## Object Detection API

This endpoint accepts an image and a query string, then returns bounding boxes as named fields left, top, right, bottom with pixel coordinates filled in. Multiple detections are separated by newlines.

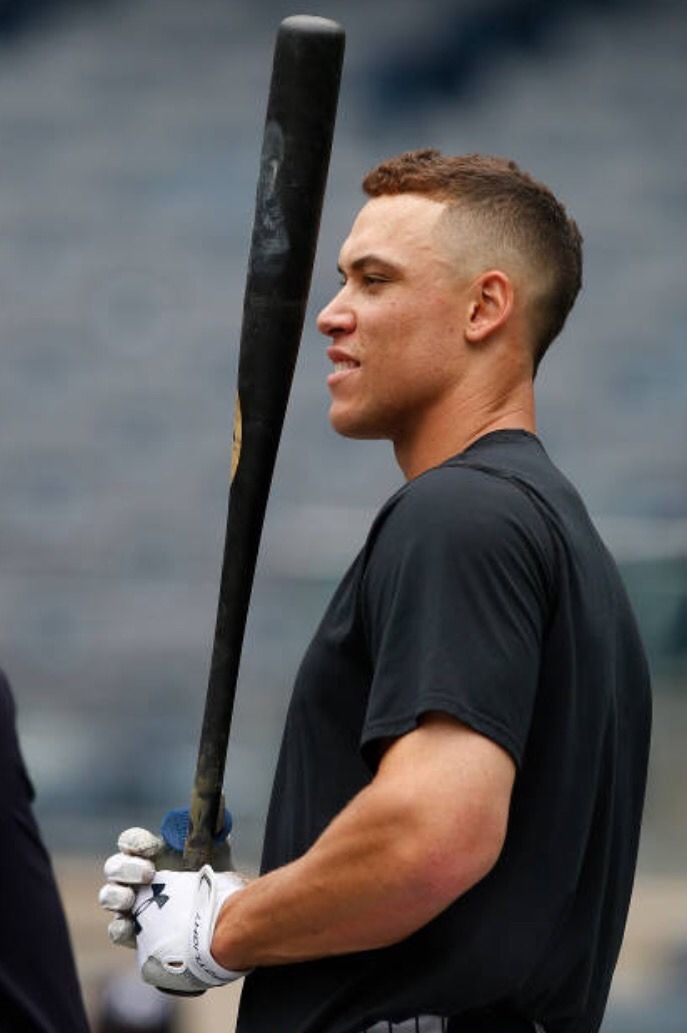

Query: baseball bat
left=182, top=16, right=345, bottom=870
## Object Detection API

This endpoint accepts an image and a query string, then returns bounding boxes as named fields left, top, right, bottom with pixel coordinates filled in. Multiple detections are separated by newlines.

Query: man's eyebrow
left=337, top=254, right=403, bottom=275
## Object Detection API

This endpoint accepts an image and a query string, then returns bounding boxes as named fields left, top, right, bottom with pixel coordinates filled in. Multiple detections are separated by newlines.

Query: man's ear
left=464, top=270, right=514, bottom=343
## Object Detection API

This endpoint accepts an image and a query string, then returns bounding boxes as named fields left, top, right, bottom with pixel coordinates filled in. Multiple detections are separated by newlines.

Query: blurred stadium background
left=0, top=0, right=685, bottom=1029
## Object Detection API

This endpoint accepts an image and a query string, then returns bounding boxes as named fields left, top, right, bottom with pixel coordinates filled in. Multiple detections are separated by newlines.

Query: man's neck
left=393, top=382, right=536, bottom=481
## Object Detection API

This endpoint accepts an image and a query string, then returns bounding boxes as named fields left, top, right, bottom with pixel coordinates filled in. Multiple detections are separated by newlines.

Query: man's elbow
left=401, top=803, right=509, bottom=911
left=364, top=813, right=506, bottom=951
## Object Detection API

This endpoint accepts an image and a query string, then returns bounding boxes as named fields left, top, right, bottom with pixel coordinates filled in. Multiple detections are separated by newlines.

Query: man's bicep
left=372, top=712, right=516, bottom=893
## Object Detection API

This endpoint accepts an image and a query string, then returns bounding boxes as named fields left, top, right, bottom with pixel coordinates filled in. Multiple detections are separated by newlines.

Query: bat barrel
left=183, top=17, right=345, bottom=870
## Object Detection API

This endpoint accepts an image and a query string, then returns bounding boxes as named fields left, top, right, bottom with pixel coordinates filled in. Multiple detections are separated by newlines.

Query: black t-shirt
left=237, top=431, right=651, bottom=1033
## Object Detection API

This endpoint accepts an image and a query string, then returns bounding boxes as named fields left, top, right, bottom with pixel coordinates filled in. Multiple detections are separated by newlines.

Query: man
left=0, top=669, right=90, bottom=1032
left=100, top=151, right=651, bottom=1033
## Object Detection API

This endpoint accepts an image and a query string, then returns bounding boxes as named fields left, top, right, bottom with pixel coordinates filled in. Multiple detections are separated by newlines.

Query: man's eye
left=337, top=273, right=387, bottom=288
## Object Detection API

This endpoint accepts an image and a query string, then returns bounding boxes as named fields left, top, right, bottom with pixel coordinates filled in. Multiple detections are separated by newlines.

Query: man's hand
left=100, top=823, right=248, bottom=994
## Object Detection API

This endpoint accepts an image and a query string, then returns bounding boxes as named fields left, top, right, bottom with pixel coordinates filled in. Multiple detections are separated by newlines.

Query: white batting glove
left=100, top=827, right=248, bottom=993
left=136, top=865, right=244, bottom=993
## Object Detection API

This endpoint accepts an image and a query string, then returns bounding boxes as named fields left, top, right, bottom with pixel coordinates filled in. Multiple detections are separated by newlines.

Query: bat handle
left=182, top=784, right=224, bottom=870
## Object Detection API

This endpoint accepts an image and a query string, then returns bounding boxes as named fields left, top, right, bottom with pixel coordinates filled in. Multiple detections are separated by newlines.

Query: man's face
left=317, top=193, right=470, bottom=442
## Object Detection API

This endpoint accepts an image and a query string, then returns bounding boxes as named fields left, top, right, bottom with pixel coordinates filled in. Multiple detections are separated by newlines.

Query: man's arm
left=211, top=712, right=515, bottom=969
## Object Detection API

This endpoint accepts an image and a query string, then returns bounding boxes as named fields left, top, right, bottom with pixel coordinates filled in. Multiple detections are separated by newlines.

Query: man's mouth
left=327, top=357, right=360, bottom=388
left=327, top=345, right=361, bottom=388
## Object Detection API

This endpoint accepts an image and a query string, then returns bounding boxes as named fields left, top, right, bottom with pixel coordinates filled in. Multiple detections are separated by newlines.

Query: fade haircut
left=362, top=149, right=583, bottom=373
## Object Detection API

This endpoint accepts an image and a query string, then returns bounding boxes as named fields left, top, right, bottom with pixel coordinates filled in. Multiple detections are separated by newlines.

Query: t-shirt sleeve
left=359, top=466, right=554, bottom=768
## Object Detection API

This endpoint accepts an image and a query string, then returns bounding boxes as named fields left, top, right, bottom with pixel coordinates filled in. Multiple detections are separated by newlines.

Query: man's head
left=362, top=149, right=582, bottom=374
left=317, top=150, right=582, bottom=466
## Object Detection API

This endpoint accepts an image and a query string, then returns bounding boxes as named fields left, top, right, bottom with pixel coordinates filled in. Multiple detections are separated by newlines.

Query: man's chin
left=329, top=409, right=387, bottom=441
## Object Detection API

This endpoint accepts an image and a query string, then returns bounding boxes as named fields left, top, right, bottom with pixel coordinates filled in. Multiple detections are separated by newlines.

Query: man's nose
left=316, top=293, right=356, bottom=337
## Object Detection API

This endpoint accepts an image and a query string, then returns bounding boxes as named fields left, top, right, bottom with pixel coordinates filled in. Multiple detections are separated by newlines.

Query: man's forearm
left=210, top=716, right=513, bottom=970
left=210, top=780, right=453, bottom=969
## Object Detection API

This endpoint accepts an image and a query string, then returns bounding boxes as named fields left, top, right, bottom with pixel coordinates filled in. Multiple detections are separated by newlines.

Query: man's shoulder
left=366, top=458, right=554, bottom=570
left=381, top=457, right=546, bottom=532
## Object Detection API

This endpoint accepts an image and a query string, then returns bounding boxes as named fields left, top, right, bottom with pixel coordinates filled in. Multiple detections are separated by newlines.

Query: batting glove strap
left=186, top=865, right=245, bottom=986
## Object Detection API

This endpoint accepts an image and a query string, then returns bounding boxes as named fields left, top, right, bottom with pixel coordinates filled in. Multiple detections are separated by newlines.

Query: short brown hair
left=362, top=149, right=583, bottom=373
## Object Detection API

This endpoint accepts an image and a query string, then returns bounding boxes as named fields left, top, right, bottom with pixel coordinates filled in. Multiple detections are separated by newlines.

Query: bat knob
left=161, top=806, right=232, bottom=853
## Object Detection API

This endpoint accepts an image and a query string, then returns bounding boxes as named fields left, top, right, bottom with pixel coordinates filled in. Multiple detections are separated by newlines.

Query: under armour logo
left=133, top=882, right=170, bottom=934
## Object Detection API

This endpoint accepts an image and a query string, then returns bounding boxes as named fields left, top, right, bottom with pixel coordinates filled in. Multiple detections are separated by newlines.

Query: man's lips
left=327, top=345, right=360, bottom=387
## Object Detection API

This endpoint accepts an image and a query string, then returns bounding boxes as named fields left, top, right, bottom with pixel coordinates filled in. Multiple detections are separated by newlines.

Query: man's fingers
left=104, top=852, right=156, bottom=885
left=100, top=829, right=160, bottom=953
left=99, top=883, right=136, bottom=911
left=118, top=826, right=165, bottom=858
left=107, top=915, right=137, bottom=948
